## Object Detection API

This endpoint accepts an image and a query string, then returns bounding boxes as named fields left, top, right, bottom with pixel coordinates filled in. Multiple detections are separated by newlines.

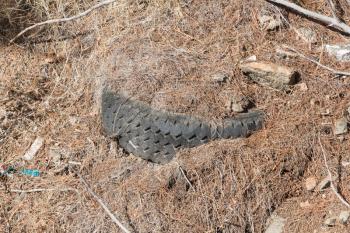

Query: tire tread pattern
left=102, top=91, right=264, bottom=164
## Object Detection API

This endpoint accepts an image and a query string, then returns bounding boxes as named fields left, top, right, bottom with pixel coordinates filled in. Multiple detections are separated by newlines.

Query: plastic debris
left=21, top=169, right=40, bottom=177
left=0, top=165, right=16, bottom=176
left=23, top=137, right=44, bottom=161
left=1, top=163, right=41, bottom=177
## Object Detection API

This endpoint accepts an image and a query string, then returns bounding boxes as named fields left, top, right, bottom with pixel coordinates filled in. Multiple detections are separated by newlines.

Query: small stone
left=324, top=216, right=337, bottom=226
left=244, top=55, right=257, bottom=62
left=240, top=62, right=299, bottom=90
left=334, top=117, right=348, bottom=135
left=226, top=96, right=251, bottom=113
left=296, top=82, right=308, bottom=91
left=305, top=176, right=317, bottom=191
left=325, top=44, right=350, bottom=62
left=296, top=27, right=317, bottom=44
left=276, top=47, right=297, bottom=59
left=69, top=116, right=78, bottom=125
left=339, top=211, right=350, bottom=224
left=231, top=103, right=245, bottom=113
left=265, top=214, right=286, bottom=233
left=258, top=8, right=284, bottom=31
left=49, top=147, right=62, bottom=166
left=210, top=72, right=229, bottom=84
left=299, top=201, right=311, bottom=208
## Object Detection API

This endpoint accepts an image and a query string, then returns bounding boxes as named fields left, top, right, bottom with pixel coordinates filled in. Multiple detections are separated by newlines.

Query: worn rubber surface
left=102, top=90, right=264, bottom=164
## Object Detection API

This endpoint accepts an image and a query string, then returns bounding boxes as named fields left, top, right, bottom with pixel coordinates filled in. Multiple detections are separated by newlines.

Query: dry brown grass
left=0, top=0, right=96, bottom=42
left=1, top=0, right=350, bottom=232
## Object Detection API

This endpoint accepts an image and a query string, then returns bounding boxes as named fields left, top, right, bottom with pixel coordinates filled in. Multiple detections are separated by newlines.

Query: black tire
left=101, top=90, right=264, bottom=164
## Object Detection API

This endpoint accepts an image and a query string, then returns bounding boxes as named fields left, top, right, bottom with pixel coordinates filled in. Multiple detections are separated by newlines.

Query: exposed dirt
left=1, top=0, right=350, bottom=232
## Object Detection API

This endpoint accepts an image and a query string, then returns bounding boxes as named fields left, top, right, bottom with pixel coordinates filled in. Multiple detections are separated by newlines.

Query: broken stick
left=266, top=0, right=350, bottom=35
left=10, top=0, right=117, bottom=43
left=77, top=172, right=131, bottom=233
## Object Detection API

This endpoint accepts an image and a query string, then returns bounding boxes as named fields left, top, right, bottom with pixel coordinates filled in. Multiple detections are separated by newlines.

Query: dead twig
left=282, top=45, right=350, bottom=77
left=265, top=0, right=350, bottom=35
left=76, top=172, right=131, bottom=233
left=178, top=165, right=195, bottom=192
left=0, top=187, right=78, bottom=193
left=319, top=136, right=350, bottom=208
left=326, top=0, right=341, bottom=22
left=10, top=0, right=117, bottom=43
left=9, top=188, right=75, bottom=193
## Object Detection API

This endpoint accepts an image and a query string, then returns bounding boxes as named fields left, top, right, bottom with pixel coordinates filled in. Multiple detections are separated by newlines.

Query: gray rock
left=226, top=96, right=250, bottom=113
left=240, top=62, right=299, bottom=90
left=334, top=117, right=348, bottom=135
left=339, top=210, right=350, bottom=224
left=244, top=55, right=257, bottom=63
left=49, top=147, right=62, bottom=166
left=296, top=27, right=317, bottom=44
left=231, top=103, right=244, bottom=113
left=324, top=216, right=337, bottom=226
left=258, top=9, right=284, bottom=31
left=210, top=72, right=229, bottom=84
left=276, top=47, right=297, bottom=59
left=305, top=176, right=317, bottom=191
left=265, top=214, right=286, bottom=233
left=325, top=44, right=350, bottom=62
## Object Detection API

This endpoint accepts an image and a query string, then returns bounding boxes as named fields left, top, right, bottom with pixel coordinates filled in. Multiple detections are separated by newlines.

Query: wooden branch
left=0, top=187, right=78, bottom=193
left=10, top=0, right=116, bottom=43
left=178, top=166, right=195, bottom=192
left=9, top=188, right=76, bottom=193
left=77, top=173, right=131, bottom=233
left=319, top=136, right=350, bottom=209
left=282, top=45, right=350, bottom=77
left=265, top=0, right=350, bottom=35
left=327, top=0, right=341, bottom=22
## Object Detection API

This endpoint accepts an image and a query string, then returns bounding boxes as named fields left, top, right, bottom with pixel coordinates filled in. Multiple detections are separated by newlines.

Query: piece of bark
left=240, top=62, right=299, bottom=90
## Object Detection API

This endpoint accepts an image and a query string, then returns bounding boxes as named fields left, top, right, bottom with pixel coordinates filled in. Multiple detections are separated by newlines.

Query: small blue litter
left=21, top=169, right=40, bottom=177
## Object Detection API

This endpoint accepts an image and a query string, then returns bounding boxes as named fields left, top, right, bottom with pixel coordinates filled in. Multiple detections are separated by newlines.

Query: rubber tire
left=101, top=90, right=264, bottom=164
